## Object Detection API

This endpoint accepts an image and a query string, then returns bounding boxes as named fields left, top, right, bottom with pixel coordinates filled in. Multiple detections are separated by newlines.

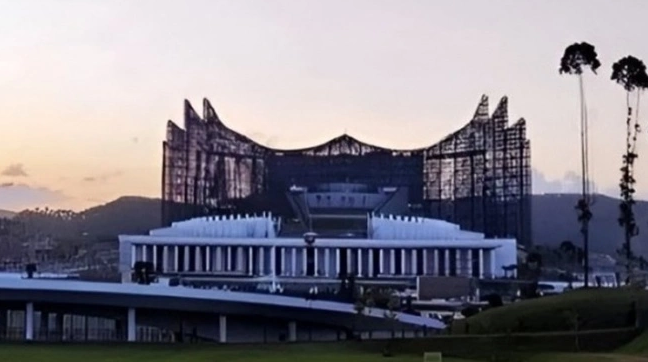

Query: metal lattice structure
left=162, top=95, right=531, bottom=246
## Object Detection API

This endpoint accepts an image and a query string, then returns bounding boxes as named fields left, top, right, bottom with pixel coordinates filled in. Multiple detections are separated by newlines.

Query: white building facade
left=118, top=214, right=517, bottom=282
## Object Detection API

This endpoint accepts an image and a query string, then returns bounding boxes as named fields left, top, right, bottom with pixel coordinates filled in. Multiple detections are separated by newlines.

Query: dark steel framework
left=162, top=96, right=532, bottom=246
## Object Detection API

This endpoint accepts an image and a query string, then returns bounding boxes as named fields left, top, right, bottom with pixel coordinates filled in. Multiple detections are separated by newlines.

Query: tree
left=612, top=55, right=648, bottom=278
left=382, top=294, right=400, bottom=357
left=559, top=240, right=577, bottom=288
left=559, top=42, right=601, bottom=287
left=352, top=288, right=375, bottom=339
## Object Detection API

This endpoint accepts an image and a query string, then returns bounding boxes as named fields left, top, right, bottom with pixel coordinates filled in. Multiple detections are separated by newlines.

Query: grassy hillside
left=456, top=287, right=646, bottom=334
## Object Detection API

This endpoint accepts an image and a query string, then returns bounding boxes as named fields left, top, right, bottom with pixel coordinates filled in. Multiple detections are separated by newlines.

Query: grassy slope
left=456, top=288, right=646, bottom=334
left=0, top=344, right=476, bottom=362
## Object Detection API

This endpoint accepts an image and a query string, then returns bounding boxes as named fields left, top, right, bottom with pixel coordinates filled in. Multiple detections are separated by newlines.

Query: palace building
left=161, top=95, right=532, bottom=247
left=119, top=182, right=517, bottom=285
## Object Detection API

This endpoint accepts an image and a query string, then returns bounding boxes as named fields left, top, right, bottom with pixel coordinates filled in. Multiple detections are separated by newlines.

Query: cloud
left=1, top=163, right=28, bottom=177
left=532, top=168, right=598, bottom=195
left=0, top=183, right=70, bottom=211
left=82, top=170, right=124, bottom=183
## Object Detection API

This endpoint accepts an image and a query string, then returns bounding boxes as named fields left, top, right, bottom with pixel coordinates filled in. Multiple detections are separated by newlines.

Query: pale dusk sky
left=1, top=0, right=647, bottom=211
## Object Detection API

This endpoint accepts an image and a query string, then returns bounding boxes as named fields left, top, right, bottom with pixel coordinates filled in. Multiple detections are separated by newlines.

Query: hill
left=13, top=196, right=162, bottom=240
left=9, top=193, right=648, bottom=256
left=0, top=209, right=15, bottom=219
left=79, top=196, right=162, bottom=237
left=532, top=193, right=648, bottom=257
left=455, top=287, right=645, bottom=334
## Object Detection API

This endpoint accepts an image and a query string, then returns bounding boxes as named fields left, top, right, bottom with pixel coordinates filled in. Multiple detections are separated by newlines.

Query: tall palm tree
left=611, top=56, right=648, bottom=279
left=559, top=42, right=601, bottom=287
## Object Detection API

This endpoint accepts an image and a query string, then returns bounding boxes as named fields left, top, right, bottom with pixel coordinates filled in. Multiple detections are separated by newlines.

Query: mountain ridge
left=12, top=194, right=648, bottom=257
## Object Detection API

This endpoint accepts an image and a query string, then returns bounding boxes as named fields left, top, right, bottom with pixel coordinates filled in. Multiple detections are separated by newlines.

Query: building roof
left=0, top=277, right=445, bottom=329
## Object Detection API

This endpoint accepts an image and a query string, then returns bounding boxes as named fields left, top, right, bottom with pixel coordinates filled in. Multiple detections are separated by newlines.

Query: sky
left=1, top=0, right=647, bottom=211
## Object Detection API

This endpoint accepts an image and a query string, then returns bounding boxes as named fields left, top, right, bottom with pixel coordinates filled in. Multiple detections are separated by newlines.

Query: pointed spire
left=184, top=99, right=199, bottom=120
left=184, top=99, right=201, bottom=130
left=472, top=94, right=489, bottom=121
left=491, top=96, right=509, bottom=129
left=203, top=98, right=221, bottom=123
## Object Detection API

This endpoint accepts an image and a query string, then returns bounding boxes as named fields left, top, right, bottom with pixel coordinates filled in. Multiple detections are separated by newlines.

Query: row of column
left=14, top=303, right=299, bottom=344
left=132, top=244, right=496, bottom=279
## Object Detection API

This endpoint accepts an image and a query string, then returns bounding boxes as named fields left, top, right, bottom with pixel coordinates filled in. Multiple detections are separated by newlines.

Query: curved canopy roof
left=166, top=95, right=520, bottom=157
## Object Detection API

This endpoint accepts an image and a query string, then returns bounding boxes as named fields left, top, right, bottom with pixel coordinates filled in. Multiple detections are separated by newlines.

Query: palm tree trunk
left=579, top=73, right=590, bottom=288
left=625, top=90, right=632, bottom=278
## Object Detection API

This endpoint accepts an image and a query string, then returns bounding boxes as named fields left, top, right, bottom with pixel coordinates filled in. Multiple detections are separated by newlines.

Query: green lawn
left=455, top=287, right=647, bottom=334
left=0, top=344, right=476, bottom=362
left=2, top=343, right=648, bottom=362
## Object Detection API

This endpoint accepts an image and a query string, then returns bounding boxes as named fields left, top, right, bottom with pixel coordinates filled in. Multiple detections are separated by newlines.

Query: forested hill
left=8, top=194, right=648, bottom=256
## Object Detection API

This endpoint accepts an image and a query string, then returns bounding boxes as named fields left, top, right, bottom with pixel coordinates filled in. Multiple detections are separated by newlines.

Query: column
left=302, top=247, right=308, bottom=276
left=433, top=249, right=439, bottom=276
left=205, top=246, right=211, bottom=272
left=226, top=247, right=232, bottom=271
left=259, top=247, right=265, bottom=276
left=444, top=249, right=450, bottom=276
left=153, top=245, right=158, bottom=270
left=131, top=244, right=136, bottom=267
left=347, top=249, right=353, bottom=275
left=271, top=246, right=276, bottom=276
left=216, top=247, right=223, bottom=271
left=25, top=302, right=34, bottom=341
left=174, top=246, right=179, bottom=272
left=281, top=247, right=286, bottom=275
left=248, top=247, right=254, bottom=276
left=379, top=249, right=384, bottom=274
left=324, top=248, right=330, bottom=277
left=335, top=248, right=340, bottom=277
left=237, top=247, right=244, bottom=272
left=400, top=249, right=406, bottom=275
left=291, top=248, right=297, bottom=276
left=412, top=249, right=418, bottom=275
left=288, top=321, right=297, bottom=342
left=162, top=246, right=169, bottom=273
left=219, top=315, right=227, bottom=343
left=478, top=249, right=484, bottom=279
left=142, top=245, right=147, bottom=262
left=466, top=249, right=473, bottom=277
left=368, top=249, right=374, bottom=277
left=422, top=249, right=428, bottom=276
left=456, top=249, right=462, bottom=277
left=195, top=246, right=202, bottom=272
left=313, top=248, right=319, bottom=277
left=183, top=246, right=190, bottom=272
left=127, top=308, right=136, bottom=342
left=390, top=249, right=396, bottom=275
left=357, top=248, right=363, bottom=277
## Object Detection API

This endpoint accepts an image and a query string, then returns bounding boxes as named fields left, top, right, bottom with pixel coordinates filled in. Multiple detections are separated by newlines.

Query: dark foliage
left=461, top=306, right=481, bottom=318
left=613, top=56, right=648, bottom=274
left=482, top=293, right=504, bottom=308
left=559, top=42, right=601, bottom=75
left=611, top=56, right=648, bottom=92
